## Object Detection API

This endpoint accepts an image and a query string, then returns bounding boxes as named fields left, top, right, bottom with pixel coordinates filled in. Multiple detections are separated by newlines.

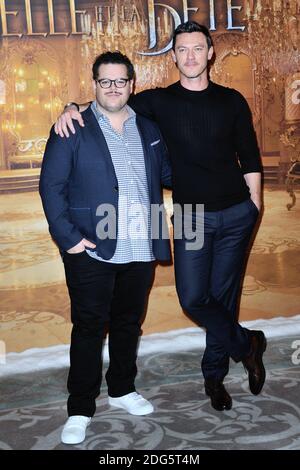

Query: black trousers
left=174, top=198, right=259, bottom=382
left=63, top=251, right=154, bottom=417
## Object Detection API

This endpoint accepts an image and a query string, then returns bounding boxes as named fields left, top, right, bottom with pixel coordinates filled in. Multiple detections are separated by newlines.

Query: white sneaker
left=108, top=392, right=154, bottom=416
left=61, top=415, right=91, bottom=444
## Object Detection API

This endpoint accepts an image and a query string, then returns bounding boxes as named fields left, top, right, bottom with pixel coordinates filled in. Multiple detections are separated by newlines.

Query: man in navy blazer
left=39, top=51, right=172, bottom=445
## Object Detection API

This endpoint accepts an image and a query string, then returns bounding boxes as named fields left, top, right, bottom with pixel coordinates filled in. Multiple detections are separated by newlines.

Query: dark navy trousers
left=63, top=254, right=155, bottom=417
left=174, top=198, right=260, bottom=382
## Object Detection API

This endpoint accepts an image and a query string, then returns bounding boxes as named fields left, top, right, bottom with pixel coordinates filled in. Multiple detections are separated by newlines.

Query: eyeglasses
left=95, top=78, right=130, bottom=88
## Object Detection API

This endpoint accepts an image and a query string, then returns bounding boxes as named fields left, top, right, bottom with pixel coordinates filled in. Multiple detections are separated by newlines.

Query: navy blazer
left=39, top=106, right=172, bottom=261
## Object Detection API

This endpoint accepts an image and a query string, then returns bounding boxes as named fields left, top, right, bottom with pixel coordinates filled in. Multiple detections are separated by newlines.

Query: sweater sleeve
left=159, top=132, right=172, bottom=189
left=128, top=89, right=157, bottom=120
left=233, top=91, right=263, bottom=174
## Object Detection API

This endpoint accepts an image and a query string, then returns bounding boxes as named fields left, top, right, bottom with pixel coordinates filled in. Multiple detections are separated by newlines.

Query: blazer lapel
left=136, top=116, right=152, bottom=199
left=84, top=107, right=117, bottom=182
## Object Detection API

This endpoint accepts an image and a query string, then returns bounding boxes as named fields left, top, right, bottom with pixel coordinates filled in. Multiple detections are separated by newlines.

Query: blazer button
left=114, top=186, right=118, bottom=191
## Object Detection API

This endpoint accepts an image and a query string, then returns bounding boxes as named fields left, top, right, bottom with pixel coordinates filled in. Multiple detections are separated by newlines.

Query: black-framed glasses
left=95, top=78, right=130, bottom=88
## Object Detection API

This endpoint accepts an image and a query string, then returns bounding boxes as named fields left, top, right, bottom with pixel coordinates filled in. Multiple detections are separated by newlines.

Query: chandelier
left=79, top=0, right=174, bottom=92
left=244, top=0, right=300, bottom=76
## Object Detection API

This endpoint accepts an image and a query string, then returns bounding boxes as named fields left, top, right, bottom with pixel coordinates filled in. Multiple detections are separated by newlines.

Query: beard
left=97, top=93, right=128, bottom=113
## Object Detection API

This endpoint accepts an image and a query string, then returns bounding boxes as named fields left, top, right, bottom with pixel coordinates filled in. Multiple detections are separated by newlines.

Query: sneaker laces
left=127, top=392, right=144, bottom=401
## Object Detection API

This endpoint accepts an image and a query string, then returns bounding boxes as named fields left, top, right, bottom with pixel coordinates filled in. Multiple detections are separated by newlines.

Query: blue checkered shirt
left=86, top=102, right=154, bottom=263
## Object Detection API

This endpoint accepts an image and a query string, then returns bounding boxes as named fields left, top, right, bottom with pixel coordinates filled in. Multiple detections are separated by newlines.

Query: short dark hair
left=172, top=21, right=213, bottom=50
left=92, top=51, right=135, bottom=80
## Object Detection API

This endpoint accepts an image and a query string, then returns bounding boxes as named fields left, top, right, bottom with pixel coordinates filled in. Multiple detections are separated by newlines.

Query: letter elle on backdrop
left=0, top=1, right=245, bottom=40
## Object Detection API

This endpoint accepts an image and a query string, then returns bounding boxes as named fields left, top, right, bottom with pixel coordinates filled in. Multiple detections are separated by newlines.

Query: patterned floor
left=0, top=335, right=300, bottom=450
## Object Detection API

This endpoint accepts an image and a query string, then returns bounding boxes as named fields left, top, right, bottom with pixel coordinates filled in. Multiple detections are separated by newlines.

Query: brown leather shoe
left=242, top=330, right=267, bottom=395
left=204, top=379, right=232, bottom=411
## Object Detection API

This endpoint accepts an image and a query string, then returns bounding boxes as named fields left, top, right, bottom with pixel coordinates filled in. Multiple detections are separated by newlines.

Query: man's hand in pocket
left=67, top=238, right=96, bottom=254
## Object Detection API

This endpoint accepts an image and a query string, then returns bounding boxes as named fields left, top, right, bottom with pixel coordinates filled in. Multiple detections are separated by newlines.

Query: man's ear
left=171, top=49, right=176, bottom=63
left=92, top=80, right=96, bottom=93
left=208, top=46, right=214, bottom=61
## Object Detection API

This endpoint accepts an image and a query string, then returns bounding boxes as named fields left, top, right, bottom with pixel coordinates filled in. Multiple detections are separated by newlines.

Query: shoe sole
left=108, top=401, right=154, bottom=416
left=61, top=436, right=86, bottom=445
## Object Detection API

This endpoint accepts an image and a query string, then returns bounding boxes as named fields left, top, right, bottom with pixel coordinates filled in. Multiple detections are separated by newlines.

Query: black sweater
left=129, top=81, right=262, bottom=211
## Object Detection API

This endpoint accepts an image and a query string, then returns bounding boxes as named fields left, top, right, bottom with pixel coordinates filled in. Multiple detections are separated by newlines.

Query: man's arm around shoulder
left=54, top=102, right=90, bottom=137
left=149, top=121, right=172, bottom=188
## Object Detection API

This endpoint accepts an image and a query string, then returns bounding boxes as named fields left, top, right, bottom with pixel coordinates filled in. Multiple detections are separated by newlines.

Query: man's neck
left=96, top=102, right=129, bottom=133
left=179, top=74, right=209, bottom=92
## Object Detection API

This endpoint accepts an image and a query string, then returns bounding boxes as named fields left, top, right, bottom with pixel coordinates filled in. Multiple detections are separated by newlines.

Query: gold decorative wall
left=0, top=1, right=299, bottom=353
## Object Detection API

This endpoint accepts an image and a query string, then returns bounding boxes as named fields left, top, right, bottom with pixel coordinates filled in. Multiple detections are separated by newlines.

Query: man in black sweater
left=54, top=22, right=267, bottom=412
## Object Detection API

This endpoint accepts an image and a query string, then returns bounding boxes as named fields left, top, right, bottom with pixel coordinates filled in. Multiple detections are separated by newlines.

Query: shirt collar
left=91, top=101, right=136, bottom=124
